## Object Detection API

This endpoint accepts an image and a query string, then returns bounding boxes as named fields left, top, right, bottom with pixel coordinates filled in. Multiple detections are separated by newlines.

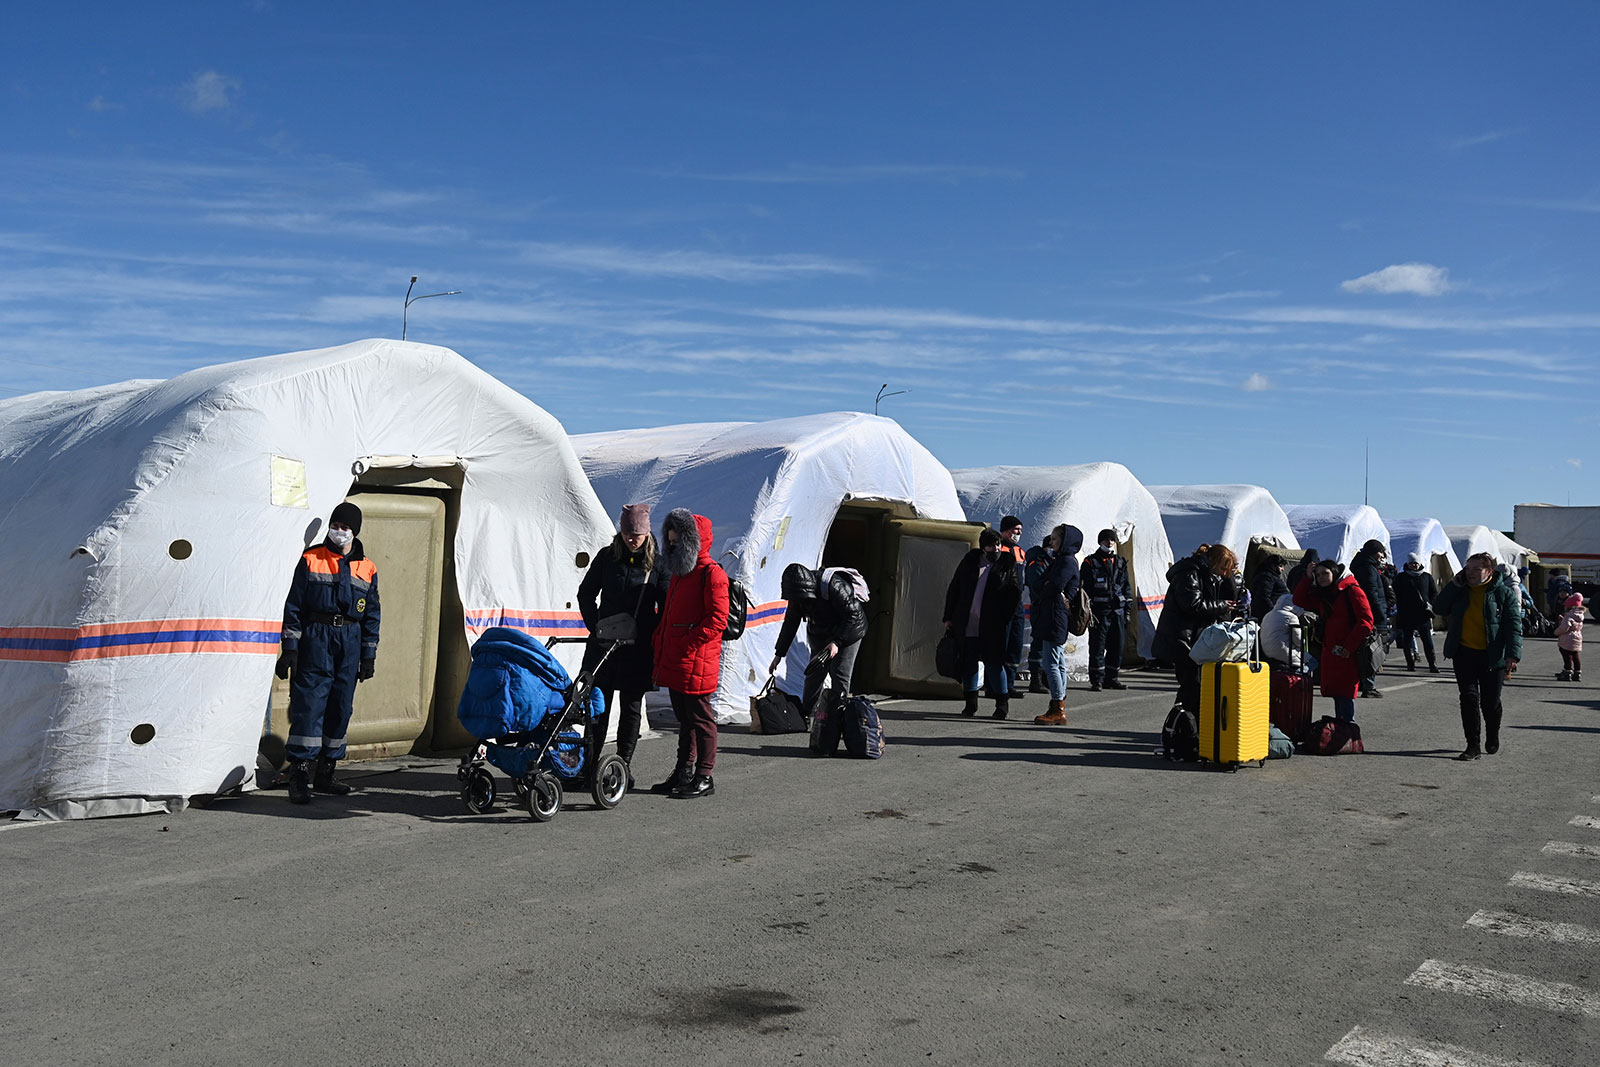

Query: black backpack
left=1161, top=705, right=1199, bottom=762
left=722, top=569, right=749, bottom=641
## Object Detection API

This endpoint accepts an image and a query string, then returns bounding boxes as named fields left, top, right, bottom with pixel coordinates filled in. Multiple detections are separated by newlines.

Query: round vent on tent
left=129, top=723, right=156, bottom=745
left=168, top=539, right=193, bottom=561
left=575, top=551, right=591, bottom=568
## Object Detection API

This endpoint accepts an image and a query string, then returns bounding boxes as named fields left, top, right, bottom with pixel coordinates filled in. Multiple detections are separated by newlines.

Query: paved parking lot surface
left=3, top=639, right=1595, bottom=1066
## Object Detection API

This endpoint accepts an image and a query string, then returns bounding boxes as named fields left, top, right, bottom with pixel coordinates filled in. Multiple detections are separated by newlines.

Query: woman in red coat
left=1294, top=558, right=1374, bottom=722
left=651, top=508, right=729, bottom=799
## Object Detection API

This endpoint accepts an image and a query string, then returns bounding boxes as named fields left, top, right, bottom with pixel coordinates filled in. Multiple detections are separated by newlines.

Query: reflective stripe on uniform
left=322, top=735, right=346, bottom=748
left=288, top=733, right=322, bottom=749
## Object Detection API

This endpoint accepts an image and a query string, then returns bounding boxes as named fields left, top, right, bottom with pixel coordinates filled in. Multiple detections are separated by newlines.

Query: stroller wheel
left=527, top=772, right=562, bottom=822
left=461, top=768, right=497, bottom=814
left=591, top=754, right=628, bottom=810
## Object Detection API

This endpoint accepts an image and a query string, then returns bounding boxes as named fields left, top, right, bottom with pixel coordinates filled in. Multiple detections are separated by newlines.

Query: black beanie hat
left=330, top=501, right=363, bottom=536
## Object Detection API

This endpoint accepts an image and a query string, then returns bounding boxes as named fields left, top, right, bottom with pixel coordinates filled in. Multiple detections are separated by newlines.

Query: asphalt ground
left=2, top=638, right=1595, bottom=1067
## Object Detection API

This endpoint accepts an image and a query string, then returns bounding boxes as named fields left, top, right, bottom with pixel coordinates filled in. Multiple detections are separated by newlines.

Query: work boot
left=1104, top=680, right=1127, bottom=690
left=1363, top=688, right=1384, bottom=699
left=1404, top=653, right=1416, bottom=671
left=671, top=774, right=715, bottom=800
left=287, top=759, right=313, bottom=805
left=1007, top=689, right=1025, bottom=701
left=652, top=762, right=692, bottom=795
left=622, top=759, right=637, bottom=792
left=961, top=693, right=979, bottom=717
left=1033, top=700, right=1067, bottom=726
left=1556, top=670, right=1572, bottom=681
left=1575, top=671, right=1583, bottom=682
left=312, top=756, right=353, bottom=795
left=1028, top=676, right=1050, bottom=694
left=992, top=696, right=1009, bottom=720
left=1089, top=680, right=1102, bottom=692
left=1429, top=662, right=1440, bottom=674
left=1455, top=747, right=1481, bottom=761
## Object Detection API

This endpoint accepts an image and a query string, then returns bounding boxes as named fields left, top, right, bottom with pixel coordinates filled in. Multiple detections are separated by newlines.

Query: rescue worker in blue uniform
left=1080, top=528, right=1132, bottom=691
left=274, top=501, right=380, bottom=804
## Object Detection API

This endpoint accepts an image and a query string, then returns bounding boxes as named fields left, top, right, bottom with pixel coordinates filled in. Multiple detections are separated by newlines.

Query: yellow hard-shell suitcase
left=1199, top=659, right=1269, bottom=767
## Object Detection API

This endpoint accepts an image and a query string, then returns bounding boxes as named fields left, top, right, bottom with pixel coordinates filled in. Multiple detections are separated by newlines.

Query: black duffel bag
left=750, top=679, right=807, bottom=734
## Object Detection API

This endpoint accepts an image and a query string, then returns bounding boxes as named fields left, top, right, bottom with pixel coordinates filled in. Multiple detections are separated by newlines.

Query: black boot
left=1404, top=651, right=1416, bottom=671
left=287, top=759, right=313, bottom=805
left=652, top=762, right=692, bottom=794
left=961, top=692, right=979, bottom=717
left=992, top=696, right=1010, bottom=720
left=312, top=756, right=353, bottom=795
left=622, top=759, right=637, bottom=792
left=672, top=773, right=715, bottom=799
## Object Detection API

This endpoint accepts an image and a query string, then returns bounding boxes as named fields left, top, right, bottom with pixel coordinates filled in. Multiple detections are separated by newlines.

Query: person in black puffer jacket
left=577, top=504, right=669, bottom=789
left=1031, top=524, right=1083, bottom=726
left=1153, top=543, right=1240, bottom=718
left=769, top=562, right=869, bottom=725
left=1392, top=553, right=1439, bottom=673
left=1249, top=555, right=1290, bottom=622
left=1348, top=539, right=1391, bottom=697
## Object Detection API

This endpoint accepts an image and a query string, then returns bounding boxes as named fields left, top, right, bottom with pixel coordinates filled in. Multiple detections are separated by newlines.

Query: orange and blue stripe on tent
left=0, top=619, right=282, bottom=663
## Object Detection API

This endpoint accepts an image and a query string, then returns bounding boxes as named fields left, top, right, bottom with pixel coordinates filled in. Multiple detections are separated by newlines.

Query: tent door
left=1115, top=524, right=1143, bottom=666
left=267, top=490, right=448, bottom=762
left=866, top=517, right=984, bottom=697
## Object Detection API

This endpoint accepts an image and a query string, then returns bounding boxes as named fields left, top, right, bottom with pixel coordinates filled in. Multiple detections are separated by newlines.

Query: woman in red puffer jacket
left=1294, top=558, right=1374, bottom=723
left=651, top=508, right=729, bottom=799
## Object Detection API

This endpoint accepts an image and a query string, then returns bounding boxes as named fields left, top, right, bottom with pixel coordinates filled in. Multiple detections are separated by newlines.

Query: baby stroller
left=455, top=627, right=629, bottom=821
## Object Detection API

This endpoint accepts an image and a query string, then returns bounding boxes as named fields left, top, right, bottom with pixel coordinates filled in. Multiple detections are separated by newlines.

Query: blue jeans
left=1333, top=695, right=1356, bottom=722
left=1040, top=643, right=1069, bottom=701
left=960, top=636, right=1009, bottom=698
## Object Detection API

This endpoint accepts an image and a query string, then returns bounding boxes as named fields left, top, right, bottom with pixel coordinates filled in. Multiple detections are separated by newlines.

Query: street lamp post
left=402, top=275, right=463, bottom=340
left=874, top=383, right=909, bottom=415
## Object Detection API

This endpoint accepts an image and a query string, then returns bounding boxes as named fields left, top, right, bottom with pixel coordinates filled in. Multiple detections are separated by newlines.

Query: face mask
left=1100, top=542, right=1115, bottom=553
left=983, top=549, right=1000, bottom=563
left=1472, top=571, right=1492, bottom=586
left=327, top=528, right=353, bottom=549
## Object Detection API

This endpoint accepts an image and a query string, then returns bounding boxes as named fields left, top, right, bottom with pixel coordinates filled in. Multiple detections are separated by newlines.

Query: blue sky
left=3, top=2, right=1597, bottom=527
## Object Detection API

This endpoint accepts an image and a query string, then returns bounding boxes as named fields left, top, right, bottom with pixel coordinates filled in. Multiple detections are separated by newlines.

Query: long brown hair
left=1205, top=543, right=1238, bottom=577
left=612, top=530, right=657, bottom=574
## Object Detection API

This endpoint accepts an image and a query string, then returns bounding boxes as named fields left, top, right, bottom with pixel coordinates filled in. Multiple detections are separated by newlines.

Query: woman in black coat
left=943, top=528, right=1024, bottom=719
left=577, top=504, right=668, bottom=786
left=1153, top=543, right=1240, bottom=717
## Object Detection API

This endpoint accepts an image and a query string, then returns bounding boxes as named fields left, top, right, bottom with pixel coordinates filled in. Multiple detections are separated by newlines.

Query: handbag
left=1302, top=715, right=1365, bottom=756
left=1189, top=619, right=1258, bottom=664
left=750, top=679, right=807, bottom=735
left=593, top=577, right=651, bottom=643
left=935, top=632, right=961, bottom=680
left=1356, top=632, right=1385, bottom=676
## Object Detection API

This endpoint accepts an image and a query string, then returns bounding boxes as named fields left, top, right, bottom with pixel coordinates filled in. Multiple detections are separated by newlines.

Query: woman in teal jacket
left=1432, top=552, right=1522, bottom=761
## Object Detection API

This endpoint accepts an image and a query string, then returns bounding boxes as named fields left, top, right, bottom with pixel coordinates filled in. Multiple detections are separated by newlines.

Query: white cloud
left=86, top=95, right=122, bottom=113
left=1340, top=263, right=1451, bottom=297
left=1243, top=373, right=1271, bottom=392
left=665, top=163, right=1024, bottom=185
left=183, top=71, right=242, bottom=113
left=517, top=242, right=867, bottom=281
left=1568, top=458, right=1583, bottom=469
left=1446, top=129, right=1518, bottom=151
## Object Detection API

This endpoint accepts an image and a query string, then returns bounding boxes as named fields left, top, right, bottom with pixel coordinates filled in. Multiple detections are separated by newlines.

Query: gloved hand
left=358, top=659, right=376, bottom=682
left=274, top=650, right=297, bottom=680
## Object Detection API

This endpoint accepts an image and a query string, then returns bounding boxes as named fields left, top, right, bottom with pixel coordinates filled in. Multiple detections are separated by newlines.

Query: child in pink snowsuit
left=1555, top=592, right=1584, bottom=682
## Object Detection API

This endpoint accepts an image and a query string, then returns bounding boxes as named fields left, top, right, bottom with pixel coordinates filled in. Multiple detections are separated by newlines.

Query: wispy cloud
left=86, top=95, right=122, bottom=113
left=1243, top=373, right=1271, bottom=392
left=1216, top=306, right=1600, bottom=331
left=1340, top=263, right=1451, bottom=297
left=183, top=71, right=242, bottom=113
left=516, top=242, right=868, bottom=281
left=663, top=163, right=1024, bottom=185
left=1445, top=129, right=1519, bottom=151
left=1187, top=289, right=1281, bottom=305
left=1568, top=458, right=1582, bottom=469
left=756, top=305, right=1275, bottom=337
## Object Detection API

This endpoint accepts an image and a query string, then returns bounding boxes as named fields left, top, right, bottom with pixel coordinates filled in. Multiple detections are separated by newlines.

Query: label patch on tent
left=271, top=456, right=308, bottom=509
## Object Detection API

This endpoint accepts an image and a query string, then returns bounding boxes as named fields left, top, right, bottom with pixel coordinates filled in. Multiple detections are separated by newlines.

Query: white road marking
left=1569, top=815, right=1600, bottom=830
left=1466, top=909, right=1600, bottom=946
left=1325, top=1024, right=1553, bottom=1067
left=1376, top=680, right=1432, bottom=693
left=1404, top=958, right=1600, bottom=1017
left=1541, top=840, right=1600, bottom=860
left=1509, top=871, right=1600, bottom=897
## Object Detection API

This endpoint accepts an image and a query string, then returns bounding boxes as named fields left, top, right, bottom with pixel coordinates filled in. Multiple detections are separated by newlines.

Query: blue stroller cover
left=456, top=627, right=603, bottom=740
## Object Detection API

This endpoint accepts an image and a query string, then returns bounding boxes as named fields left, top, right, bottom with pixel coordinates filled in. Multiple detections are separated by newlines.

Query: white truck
left=1513, top=503, right=1600, bottom=615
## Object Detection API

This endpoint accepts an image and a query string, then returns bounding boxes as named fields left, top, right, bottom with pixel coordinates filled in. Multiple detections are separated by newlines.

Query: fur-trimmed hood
left=662, top=508, right=713, bottom=576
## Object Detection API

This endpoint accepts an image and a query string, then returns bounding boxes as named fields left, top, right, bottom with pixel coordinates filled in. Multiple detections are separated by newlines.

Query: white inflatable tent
left=1445, top=525, right=1534, bottom=571
left=951, top=463, right=1174, bottom=676
left=1146, top=484, right=1301, bottom=562
left=0, top=339, right=614, bottom=818
left=573, top=413, right=967, bottom=721
left=1385, top=518, right=1462, bottom=584
left=1282, top=504, right=1392, bottom=565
